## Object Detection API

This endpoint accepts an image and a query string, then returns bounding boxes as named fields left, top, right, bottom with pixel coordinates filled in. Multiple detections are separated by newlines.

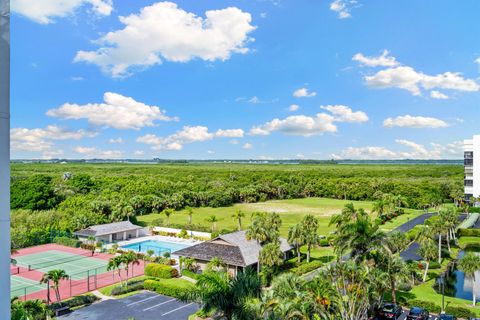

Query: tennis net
left=28, top=252, right=91, bottom=271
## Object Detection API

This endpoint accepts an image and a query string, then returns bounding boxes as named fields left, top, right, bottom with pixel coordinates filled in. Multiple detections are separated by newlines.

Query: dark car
left=376, top=303, right=403, bottom=319
left=406, top=307, right=429, bottom=320
left=439, top=315, right=457, bottom=320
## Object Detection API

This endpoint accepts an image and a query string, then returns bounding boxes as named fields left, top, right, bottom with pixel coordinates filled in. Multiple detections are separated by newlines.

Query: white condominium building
left=464, top=136, right=480, bottom=201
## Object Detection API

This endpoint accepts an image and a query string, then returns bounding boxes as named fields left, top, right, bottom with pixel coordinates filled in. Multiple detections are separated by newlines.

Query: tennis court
left=11, top=275, right=46, bottom=298
left=14, top=250, right=109, bottom=280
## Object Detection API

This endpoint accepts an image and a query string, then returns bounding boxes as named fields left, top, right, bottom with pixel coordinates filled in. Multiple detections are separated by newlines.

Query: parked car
left=376, top=303, right=403, bottom=319
left=439, top=315, right=456, bottom=320
left=406, top=307, right=429, bottom=320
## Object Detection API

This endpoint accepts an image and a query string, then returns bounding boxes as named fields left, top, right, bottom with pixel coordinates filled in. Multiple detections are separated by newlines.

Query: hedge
left=53, top=236, right=81, bottom=248
left=144, top=279, right=194, bottom=298
left=291, top=260, right=323, bottom=276
left=111, top=281, right=144, bottom=296
left=181, top=269, right=200, bottom=280
left=49, top=294, right=98, bottom=310
left=444, top=305, right=475, bottom=318
left=458, top=228, right=480, bottom=237
left=406, top=299, right=441, bottom=314
left=145, top=263, right=179, bottom=279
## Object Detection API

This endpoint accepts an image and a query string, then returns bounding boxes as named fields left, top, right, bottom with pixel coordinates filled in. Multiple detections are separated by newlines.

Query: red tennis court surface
left=11, top=243, right=146, bottom=302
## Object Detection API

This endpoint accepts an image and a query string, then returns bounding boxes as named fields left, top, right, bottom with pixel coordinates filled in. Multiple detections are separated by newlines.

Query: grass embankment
left=98, top=276, right=147, bottom=299
left=137, top=197, right=423, bottom=237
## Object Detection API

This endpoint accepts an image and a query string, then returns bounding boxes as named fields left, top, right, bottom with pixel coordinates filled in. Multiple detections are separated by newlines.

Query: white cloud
left=133, top=150, right=145, bottom=156
left=73, top=146, right=123, bottom=159
left=320, top=105, right=368, bottom=122
left=207, top=150, right=215, bottom=154
left=137, top=126, right=243, bottom=151
left=215, top=129, right=244, bottom=138
left=108, top=137, right=123, bottom=144
left=47, top=92, right=177, bottom=130
left=352, top=49, right=399, bottom=67
left=330, top=0, right=358, bottom=19
left=11, top=0, right=112, bottom=24
left=383, top=115, right=448, bottom=128
left=11, top=125, right=97, bottom=158
left=288, top=104, right=300, bottom=112
left=250, top=105, right=367, bottom=137
left=430, top=90, right=449, bottom=99
left=74, top=2, right=256, bottom=77
left=250, top=114, right=337, bottom=137
left=293, top=87, right=317, bottom=98
left=71, top=76, right=84, bottom=81
left=229, top=139, right=239, bottom=145
left=364, top=66, right=479, bottom=96
left=333, top=139, right=463, bottom=160
left=242, top=143, right=253, bottom=149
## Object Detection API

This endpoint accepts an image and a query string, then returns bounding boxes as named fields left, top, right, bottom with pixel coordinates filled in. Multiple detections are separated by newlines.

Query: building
left=464, top=136, right=480, bottom=202
left=74, top=221, right=145, bottom=243
left=174, top=230, right=293, bottom=276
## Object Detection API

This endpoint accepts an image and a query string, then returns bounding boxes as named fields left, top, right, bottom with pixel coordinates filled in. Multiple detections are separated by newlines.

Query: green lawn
left=137, top=197, right=423, bottom=237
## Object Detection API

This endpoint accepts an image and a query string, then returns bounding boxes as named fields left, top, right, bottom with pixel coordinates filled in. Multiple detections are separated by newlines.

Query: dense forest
left=10, top=163, right=463, bottom=249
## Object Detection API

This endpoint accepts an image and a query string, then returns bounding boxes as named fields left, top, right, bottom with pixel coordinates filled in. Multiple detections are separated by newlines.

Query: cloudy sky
left=10, top=0, right=480, bottom=159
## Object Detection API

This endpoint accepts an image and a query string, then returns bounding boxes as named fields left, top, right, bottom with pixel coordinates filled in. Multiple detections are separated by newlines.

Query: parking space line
left=126, top=294, right=160, bottom=306
left=161, top=303, right=194, bottom=316
left=143, top=298, right=176, bottom=311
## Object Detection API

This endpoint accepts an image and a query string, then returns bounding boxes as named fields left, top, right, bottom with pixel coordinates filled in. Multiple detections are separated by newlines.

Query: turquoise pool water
left=121, top=240, right=190, bottom=256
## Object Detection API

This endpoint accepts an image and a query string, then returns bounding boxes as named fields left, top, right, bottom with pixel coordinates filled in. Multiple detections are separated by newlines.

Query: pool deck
left=114, top=235, right=202, bottom=249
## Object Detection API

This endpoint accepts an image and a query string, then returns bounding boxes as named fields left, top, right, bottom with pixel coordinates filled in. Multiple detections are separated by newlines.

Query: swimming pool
left=121, top=240, right=191, bottom=256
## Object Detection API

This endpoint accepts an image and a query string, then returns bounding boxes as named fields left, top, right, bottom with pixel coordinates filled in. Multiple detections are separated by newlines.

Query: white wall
left=0, top=0, right=10, bottom=317
left=152, top=226, right=211, bottom=239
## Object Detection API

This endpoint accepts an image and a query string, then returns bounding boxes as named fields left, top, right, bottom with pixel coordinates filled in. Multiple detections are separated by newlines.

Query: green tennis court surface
left=15, top=250, right=109, bottom=280
left=11, top=275, right=46, bottom=298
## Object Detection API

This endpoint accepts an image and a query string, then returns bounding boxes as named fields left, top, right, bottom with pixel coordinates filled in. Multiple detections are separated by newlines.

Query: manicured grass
left=458, top=236, right=480, bottom=249
left=98, top=276, right=146, bottom=298
left=137, top=197, right=422, bottom=237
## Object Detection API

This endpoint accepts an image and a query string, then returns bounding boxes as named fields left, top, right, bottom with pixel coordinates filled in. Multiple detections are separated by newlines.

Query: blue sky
left=10, top=0, right=480, bottom=159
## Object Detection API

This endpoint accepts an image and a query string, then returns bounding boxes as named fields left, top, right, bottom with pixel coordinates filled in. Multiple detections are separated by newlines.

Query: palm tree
left=458, top=253, right=480, bottom=306
left=185, top=206, right=194, bottom=225
left=87, top=235, right=96, bottom=245
left=206, top=256, right=226, bottom=272
left=288, top=223, right=305, bottom=263
left=377, top=254, right=410, bottom=304
left=231, top=209, right=245, bottom=230
left=259, top=242, right=283, bottom=280
left=162, top=208, right=174, bottom=226
left=40, top=269, right=69, bottom=302
left=107, top=255, right=125, bottom=286
left=302, top=214, right=319, bottom=263
left=417, top=240, right=438, bottom=282
left=206, top=215, right=218, bottom=232
left=180, top=268, right=261, bottom=320
left=372, top=198, right=388, bottom=218
left=123, top=251, right=140, bottom=281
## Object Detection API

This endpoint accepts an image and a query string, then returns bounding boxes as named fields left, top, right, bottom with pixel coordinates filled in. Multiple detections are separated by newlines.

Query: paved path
left=58, top=291, right=199, bottom=320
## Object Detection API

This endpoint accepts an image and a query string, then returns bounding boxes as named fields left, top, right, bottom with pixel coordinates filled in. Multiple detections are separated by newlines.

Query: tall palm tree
left=185, top=206, right=194, bottom=225
left=206, top=215, right=219, bottom=232
left=107, top=255, right=125, bottom=287
left=417, top=240, right=438, bottom=282
left=40, top=269, right=69, bottom=302
left=377, top=254, right=410, bottom=305
left=123, top=251, right=140, bottom=281
left=372, top=199, right=388, bottom=218
left=162, top=208, right=174, bottom=226
left=288, top=223, right=305, bottom=263
left=259, top=242, right=283, bottom=279
left=231, top=209, right=245, bottom=230
left=458, top=253, right=480, bottom=306
left=180, top=268, right=261, bottom=320
left=302, top=214, right=319, bottom=263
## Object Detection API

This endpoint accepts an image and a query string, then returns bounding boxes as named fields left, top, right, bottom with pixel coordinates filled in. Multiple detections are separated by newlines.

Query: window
left=465, top=180, right=473, bottom=187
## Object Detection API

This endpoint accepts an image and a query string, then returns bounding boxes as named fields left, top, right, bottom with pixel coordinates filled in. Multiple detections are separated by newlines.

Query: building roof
left=74, top=221, right=142, bottom=237
left=174, top=230, right=293, bottom=267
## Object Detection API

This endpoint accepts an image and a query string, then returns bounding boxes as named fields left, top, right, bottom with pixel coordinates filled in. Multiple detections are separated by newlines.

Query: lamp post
left=0, top=0, right=10, bottom=318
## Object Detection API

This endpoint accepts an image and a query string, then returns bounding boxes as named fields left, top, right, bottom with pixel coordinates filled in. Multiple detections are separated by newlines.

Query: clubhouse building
left=174, top=230, right=293, bottom=276
left=74, top=221, right=144, bottom=243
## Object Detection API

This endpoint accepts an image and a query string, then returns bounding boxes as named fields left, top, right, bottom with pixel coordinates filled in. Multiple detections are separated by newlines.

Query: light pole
left=0, top=0, right=10, bottom=318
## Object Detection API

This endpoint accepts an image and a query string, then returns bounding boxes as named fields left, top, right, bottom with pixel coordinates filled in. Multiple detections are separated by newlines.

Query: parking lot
left=58, top=291, right=199, bottom=320
left=377, top=311, right=439, bottom=320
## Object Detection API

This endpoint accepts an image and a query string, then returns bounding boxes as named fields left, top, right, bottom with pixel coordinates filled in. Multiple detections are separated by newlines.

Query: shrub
left=144, top=263, right=178, bottom=279
left=428, top=261, right=441, bottom=269
left=49, top=294, right=98, bottom=310
left=444, top=305, right=475, bottom=318
left=179, top=229, right=189, bottom=239
left=406, top=299, right=441, bottom=313
left=181, top=269, right=199, bottom=280
left=291, top=260, right=323, bottom=276
left=144, top=279, right=194, bottom=298
left=111, top=281, right=144, bottom=296
left=458, top=228, right=480, bottom=237
left=80, top=243, right=96, bottom=252
left=319, top=239, right=329, bottom=247
left=53, top=236, right=81, bottom=248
